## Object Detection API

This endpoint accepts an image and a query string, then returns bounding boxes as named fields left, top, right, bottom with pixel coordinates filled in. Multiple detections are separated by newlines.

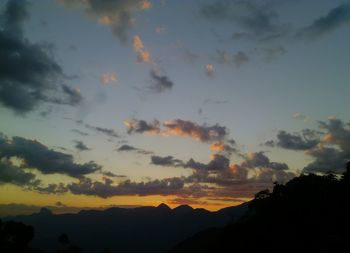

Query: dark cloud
left=266, top=118, right=350, bottom=174
left=68, top=177, right=184, bottom=198
left=1, top=0, right=29, bottom=33
left=0, top=158, right=37, bottom=186
left=183, top=151, right=294, bottom=198
left=303, top=118, right=350, bottom=174
left=149, top=70, right=174, bottom=93
left=61, top=85, right=83, bottom=106
left=0, top=133, right=101, bottom=178
left=151, top=154, right=230, bottom=171
left=296, top=3, right=350, bottom=39
left=33, top=183, right=68, bottom=194
left=241, top=152, right=289, bottom=170
left=303, top=146, right=345, bottom=174
left=186, top=154, right=230, bottom=171
left=117, top=144, right=153, bottom=155
left=118, top=144, right=137, bottom=151
left=266, top=130, right=319, bottom=150
left=0, top=0, right=83, bottom=113
left=101, top=171, right=126, bottom=178
left=151, top=155, right=185, bottom=167
left=124, top=119, right=161, bottom=134
left=200, top=0, right=289, bottom=41
left=85, top=124, right=119, bottom=138
left=74, top=140, right=90, bottom=151
left=58, top=0, right=151, bottom=43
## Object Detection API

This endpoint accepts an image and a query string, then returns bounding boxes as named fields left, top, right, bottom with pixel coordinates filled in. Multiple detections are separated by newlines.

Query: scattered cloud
left=265, top=130, right=320, bottom=150
left=124, top=119, right=161, bottom=134
left=74, top=140, right=90, bottom=151
left=151, top=155, right=185, bottom=167
left=125, top=118, right=235, bottom=155
left=205, top=64, right=215, bottom=76
left=68, top=177, right=185, bottom=198
left=101, top=72, right=118, bottom=84
left=241, top=152, right=289, bottom=171
left=0, top=133, right=101, bottom=178
left=58, top=0, right=152, bottom=43
left=133, top=35, right=151, bottom=63
left=163, top=119, right=229, bottom=143
left=149, top=69, right=174, bottom=93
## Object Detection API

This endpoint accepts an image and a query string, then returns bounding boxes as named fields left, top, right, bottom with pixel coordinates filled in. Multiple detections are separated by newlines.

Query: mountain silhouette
left=4, top=203, right=247, bottom=253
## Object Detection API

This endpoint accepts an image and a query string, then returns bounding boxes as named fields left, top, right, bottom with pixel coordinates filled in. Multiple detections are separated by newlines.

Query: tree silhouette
left=58, top=233, right=70, bottom=247
left=169, top=162, right=350, bottom=253
left=0, top=220, right=34, bottom=252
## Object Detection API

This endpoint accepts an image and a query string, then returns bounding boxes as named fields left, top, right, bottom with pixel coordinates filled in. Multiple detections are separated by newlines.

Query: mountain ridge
left=4, top=202, right=248, bottom=253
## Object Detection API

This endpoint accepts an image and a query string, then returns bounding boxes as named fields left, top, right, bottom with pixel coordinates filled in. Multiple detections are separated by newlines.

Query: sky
left=0, top=0, right=350, bottom=214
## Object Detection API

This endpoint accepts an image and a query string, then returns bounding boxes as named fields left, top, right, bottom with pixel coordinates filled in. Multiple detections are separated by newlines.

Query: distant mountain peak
left=173, top=205, right=193, bottom=213
left=157, top=203, right=171, bottom=210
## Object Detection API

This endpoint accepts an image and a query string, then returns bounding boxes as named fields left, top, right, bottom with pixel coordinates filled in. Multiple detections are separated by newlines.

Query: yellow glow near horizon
left=0, top=184, right=250, bottom=214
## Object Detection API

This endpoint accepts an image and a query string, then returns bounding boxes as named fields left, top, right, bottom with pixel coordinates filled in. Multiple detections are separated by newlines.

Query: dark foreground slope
left=168, top=166, right=350, bottom=253
left=4, top=203, right=247, bottom=253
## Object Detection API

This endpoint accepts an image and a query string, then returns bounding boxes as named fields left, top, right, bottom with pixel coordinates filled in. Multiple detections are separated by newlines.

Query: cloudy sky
left=1, top=0, right=350, bottom=214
